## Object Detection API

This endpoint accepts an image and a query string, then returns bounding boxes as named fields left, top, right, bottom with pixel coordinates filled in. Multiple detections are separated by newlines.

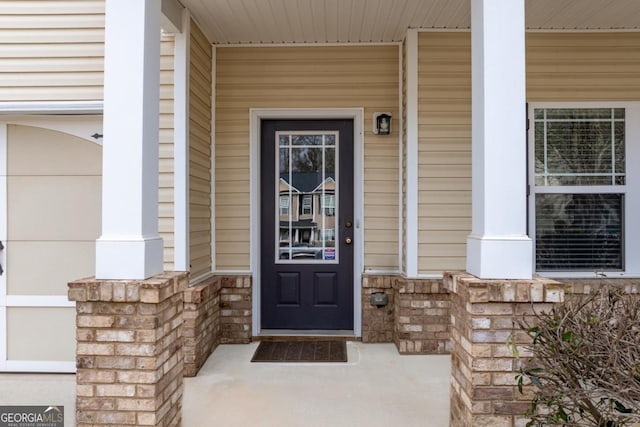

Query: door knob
left=345, top=237, right=352, bottom=245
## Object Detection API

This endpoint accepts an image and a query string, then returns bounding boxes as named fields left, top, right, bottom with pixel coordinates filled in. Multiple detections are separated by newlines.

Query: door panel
left=261, top=119, right=354, bottom=330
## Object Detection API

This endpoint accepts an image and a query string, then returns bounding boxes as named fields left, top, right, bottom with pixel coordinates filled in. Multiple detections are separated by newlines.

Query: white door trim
left=249, top=108, right=365, bottom=337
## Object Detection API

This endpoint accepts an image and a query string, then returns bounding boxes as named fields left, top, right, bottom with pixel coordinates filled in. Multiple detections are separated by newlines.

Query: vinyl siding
left=417, top=31, right=640, bottom=275
left=159, top=34, right=176, bottom=271
left=216, top=45, right=400, bottom=271
left=417, top=32, right=471, bottom=274
left=189, top=21, right=212, bottom=279
left=0, top=1, right=177, bottom=269
left=0, top=0, right=104, bottom=101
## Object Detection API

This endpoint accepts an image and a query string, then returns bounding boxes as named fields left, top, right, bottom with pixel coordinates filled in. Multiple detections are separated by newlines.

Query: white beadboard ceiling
left=179, top=0, right=640, bottom=45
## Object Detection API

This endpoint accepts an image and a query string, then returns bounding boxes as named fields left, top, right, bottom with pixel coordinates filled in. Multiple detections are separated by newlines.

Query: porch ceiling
left=180, top=0, right=640, bottom=45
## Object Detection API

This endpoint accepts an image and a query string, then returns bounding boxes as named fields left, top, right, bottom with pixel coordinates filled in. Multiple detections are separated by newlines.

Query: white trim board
left=404, top=29, right=419, bottom=277
left=3, top=360, right=75, bottom=374
left=0, top=101, right=103, bottom=115
left=173, top=8, right=191, bottom=272
left=249, top=108, right=365, bottom=337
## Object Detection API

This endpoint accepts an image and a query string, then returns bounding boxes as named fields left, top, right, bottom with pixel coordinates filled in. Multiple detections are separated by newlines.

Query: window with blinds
left=533, top=108, right=625, bottom=271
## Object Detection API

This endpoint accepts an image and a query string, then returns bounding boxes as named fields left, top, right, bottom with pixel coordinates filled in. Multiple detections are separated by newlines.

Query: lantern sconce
left=373, top=112, right=392, bottom=135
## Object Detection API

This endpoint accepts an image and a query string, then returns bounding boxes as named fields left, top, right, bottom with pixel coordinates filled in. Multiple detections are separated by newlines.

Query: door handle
left=345, top=237, right=352, bottom=245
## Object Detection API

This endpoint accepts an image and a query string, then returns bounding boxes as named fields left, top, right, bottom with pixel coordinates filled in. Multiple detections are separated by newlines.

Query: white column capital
left=467, top=0, right=532, bottom=279
left=96, top=0, right=164, bottom=280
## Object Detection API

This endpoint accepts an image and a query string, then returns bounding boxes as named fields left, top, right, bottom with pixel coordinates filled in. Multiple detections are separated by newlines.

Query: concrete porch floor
left=183, top=342, right=451, bottom=427
left=0, top=342, right=451, bottom=427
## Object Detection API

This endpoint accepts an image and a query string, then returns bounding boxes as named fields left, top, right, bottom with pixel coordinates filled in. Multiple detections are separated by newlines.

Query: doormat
left=251, top=340, right=347, bottom=363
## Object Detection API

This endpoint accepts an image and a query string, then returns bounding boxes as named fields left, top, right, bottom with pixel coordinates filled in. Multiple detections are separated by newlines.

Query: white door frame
left=0, top=111, right=102, bottom=372
left=249, top=108, right=364, bottom=337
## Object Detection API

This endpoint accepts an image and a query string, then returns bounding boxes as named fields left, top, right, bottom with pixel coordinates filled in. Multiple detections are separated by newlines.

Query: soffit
left=179, top=0, right=640, bottom=45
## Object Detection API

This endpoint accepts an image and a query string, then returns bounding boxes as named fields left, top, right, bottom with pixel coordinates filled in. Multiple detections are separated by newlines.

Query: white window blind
left=533, top=108, right=625, bottom=271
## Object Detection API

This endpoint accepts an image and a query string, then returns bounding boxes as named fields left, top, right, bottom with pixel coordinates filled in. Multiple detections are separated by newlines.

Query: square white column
left=466, top=0, right=533, bottom=279
left=96, top=0, right=163, bottom=280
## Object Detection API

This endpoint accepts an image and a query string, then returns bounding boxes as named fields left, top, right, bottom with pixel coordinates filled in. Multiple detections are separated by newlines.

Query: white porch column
left=466, top=0, right=533, bottom=279
left=96, top=0, right=163, bottom=280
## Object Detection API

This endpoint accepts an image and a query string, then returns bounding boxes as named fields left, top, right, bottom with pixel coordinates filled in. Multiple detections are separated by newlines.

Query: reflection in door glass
left=277, top=131, right=338, bottom=263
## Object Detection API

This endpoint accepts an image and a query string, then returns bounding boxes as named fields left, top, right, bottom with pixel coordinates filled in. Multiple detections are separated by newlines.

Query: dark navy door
left=261, top=119, right=354, bottom=330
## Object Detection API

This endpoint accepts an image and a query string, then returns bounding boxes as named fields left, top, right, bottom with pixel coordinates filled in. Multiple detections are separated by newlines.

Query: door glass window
left=277, top=131, right=338, bottom=263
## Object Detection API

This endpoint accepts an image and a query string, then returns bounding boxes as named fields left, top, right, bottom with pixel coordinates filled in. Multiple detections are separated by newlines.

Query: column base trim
left=96, top=236, right=164, bottom=280
left=466, top=235, right=533, bottom=279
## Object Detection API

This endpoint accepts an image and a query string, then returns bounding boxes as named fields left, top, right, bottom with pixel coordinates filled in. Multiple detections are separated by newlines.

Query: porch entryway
left=183, top=342, right=451, bottom=427
left=0, top=343, right=451, bottom=427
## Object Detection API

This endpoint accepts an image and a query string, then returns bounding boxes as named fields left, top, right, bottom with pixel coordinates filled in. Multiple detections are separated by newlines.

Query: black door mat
left=251, top=340, right=347, bottom=363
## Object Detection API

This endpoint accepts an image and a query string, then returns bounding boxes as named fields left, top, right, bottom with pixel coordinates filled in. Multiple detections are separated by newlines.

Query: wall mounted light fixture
left=373, top=112, right=392, bottom=135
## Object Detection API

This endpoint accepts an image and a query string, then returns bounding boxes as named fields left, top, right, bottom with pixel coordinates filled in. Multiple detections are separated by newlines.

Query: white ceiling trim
left=180, top=0, right=640, bottom=45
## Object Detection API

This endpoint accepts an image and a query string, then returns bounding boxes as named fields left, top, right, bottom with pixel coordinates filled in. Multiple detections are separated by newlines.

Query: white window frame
left=528, top=102, right=640, bottom=278
left=322, top=193, right=336, bottom=216
left=279, top=195, right=290, bottom=216
left=301, top=194, right=313, bottom=215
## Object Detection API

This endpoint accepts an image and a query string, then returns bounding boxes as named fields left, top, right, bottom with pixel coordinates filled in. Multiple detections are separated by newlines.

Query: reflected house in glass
left=278, top=173, right=336, bottom=259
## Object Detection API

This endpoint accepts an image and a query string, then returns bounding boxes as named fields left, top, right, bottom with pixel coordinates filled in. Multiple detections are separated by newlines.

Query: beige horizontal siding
left=189, top=20, right=212, bottom=279
left=417, top=31, right=640, bottom=275
left=0, top=1, right=177, bottom=269
left=159, top=34, right=175, bottom=271
left=0, top=1, right=105, bottom=101
left=417, top=32, right=471, bottom=274
left=527, top=32, right=640, bottom=101
left=216, top=45, right=400, bottom=271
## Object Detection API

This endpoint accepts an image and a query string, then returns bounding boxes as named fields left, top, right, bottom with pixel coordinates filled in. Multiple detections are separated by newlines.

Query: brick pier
left=68, top=272, right=188, bottom=426
left=445, top=272, right=564, bottom=427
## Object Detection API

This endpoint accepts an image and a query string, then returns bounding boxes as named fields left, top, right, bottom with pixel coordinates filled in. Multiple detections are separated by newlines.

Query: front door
left=261, top=119, right=354, bottom=330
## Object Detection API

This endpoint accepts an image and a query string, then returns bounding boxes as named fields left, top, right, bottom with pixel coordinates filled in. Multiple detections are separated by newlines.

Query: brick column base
left=68, top=272, right=188, bottom=427
left=444, top=272, right=564, bottom=427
